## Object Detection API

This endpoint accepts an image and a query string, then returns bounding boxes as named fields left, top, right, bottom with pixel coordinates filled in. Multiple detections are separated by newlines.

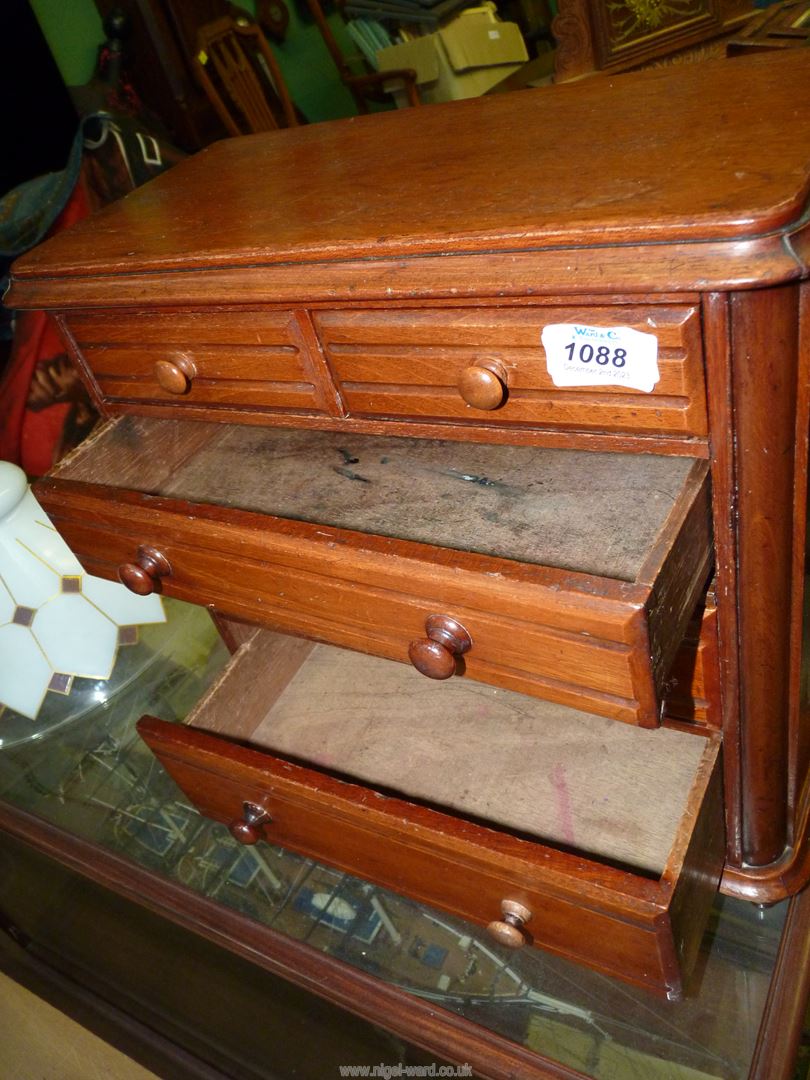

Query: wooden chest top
left=7, top=49, right=810, bottom=307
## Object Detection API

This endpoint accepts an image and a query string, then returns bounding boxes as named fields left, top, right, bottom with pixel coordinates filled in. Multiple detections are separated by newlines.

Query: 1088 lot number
left=563, top=342, right=627, bottom=367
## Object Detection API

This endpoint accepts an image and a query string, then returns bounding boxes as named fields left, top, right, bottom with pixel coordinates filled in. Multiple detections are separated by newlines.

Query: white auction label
left=541, top=324, right=660, bottom=393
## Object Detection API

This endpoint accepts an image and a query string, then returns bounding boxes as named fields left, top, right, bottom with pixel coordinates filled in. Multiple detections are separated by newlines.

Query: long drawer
left=36, top=416, right=713, bottom=728
left=138, top=630, right=725, bottom=998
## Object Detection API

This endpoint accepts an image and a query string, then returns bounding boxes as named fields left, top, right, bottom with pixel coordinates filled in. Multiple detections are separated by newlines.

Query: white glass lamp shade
left=0, top=460, right=166, bottom=734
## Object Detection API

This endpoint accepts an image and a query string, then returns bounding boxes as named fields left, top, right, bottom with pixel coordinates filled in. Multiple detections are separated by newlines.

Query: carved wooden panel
left=553, top=0, right=755, bottom=80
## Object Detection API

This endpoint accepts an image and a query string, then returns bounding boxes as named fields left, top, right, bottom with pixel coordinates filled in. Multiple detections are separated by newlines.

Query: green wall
left=29, top=0, right=104, bottom=88
left=242, top=1, right=359, bottom=121
left=29, top=0, right=364, bottom=123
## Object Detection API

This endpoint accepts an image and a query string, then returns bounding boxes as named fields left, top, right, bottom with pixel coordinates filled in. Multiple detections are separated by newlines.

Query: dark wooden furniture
left=90, top=1, right=296, bottom=149
left=42, top=420, right=712, bottom=727
left=0, top=599, right=803, bottom=1080
left=551, top=0, right=756, bottom=81
left=137, top=625, right=723, bottom=996
left=92, top=0, right=231, bottom=151
left=8, top=49, right=810, bottom=1001
left=726, top=0, right=810, bottom=54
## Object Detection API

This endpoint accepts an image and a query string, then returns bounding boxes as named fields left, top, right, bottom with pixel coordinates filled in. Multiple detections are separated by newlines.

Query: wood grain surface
left=663, top=593, right=720, bottom=728
left=9, top=232, right=806, bottom=309
left=61, top=300, right=709, bottom=439
left=9, top=51, right=810, bottom=286
left=731, top=286, right=799, bottom=867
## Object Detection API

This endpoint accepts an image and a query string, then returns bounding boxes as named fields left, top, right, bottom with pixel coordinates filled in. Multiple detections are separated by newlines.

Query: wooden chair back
left=194, top=16, right=299, bottom=135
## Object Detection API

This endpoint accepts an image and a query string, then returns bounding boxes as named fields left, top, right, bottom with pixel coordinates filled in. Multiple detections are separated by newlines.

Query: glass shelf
left=0, top=598, right=789, bottom=1080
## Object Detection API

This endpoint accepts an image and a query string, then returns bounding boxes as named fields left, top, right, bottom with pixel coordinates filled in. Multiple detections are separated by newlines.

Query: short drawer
left=137, top=630, right=725, bottom=998
left=314, top=305, right=707, bottom=437
left=36, top=417, right=713, bottom=727
left=64, top=309, right=328, bottom=415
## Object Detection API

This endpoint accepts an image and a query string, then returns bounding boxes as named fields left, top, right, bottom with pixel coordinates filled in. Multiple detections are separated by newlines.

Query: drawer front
left=36, top=472, right=712, bottom=728
left=137, top=712, right=724, bottom=998
left=314, top=305, right=707, bottom=437
left=65, top=310, right=328, bottom=414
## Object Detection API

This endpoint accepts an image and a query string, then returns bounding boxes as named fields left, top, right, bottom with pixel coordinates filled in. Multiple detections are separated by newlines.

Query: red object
left=2, top=118, right=183, bottom=475
left=0, top=180, right=93, bottom=475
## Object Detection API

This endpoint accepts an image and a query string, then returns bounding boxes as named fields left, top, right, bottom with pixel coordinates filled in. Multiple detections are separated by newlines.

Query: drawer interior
left=184, top=630, right=712, bottom=878
left=54, top=416, right=703, bottom=581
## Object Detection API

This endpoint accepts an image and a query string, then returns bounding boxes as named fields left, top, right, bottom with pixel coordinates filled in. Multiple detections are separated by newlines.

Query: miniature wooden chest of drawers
left=8, top=48, right=810, bottom=998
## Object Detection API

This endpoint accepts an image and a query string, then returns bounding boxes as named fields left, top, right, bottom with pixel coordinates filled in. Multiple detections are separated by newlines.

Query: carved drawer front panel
left=314, top=305, right=707, bottom=437
left=64, top=309, right=328, bottom=415
left=36, top=417, right=713, bottom=728
left=138, top=630, right=725, bottom=999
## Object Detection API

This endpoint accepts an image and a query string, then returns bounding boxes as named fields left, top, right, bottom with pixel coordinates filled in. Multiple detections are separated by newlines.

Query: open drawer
left=36, top=415, right=713, bottom=727
left=137, top=629, right=725, bottom=998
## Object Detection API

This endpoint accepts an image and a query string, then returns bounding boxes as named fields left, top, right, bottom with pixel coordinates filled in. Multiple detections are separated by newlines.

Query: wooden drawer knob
left=118, top=545, right=172, bottom=595
left=458, top=359, right=508, bottom=410
left=487, top=899, right=532, bottom=949
left=228, top=801, right=273, bottom=845
left=154, top=356, right=197, bottom=395
left=408, top=614, right=472, bottom=680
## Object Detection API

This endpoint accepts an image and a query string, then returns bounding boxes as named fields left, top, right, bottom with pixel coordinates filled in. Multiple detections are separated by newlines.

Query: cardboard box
left=377, top=8, right=528, bottom=106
